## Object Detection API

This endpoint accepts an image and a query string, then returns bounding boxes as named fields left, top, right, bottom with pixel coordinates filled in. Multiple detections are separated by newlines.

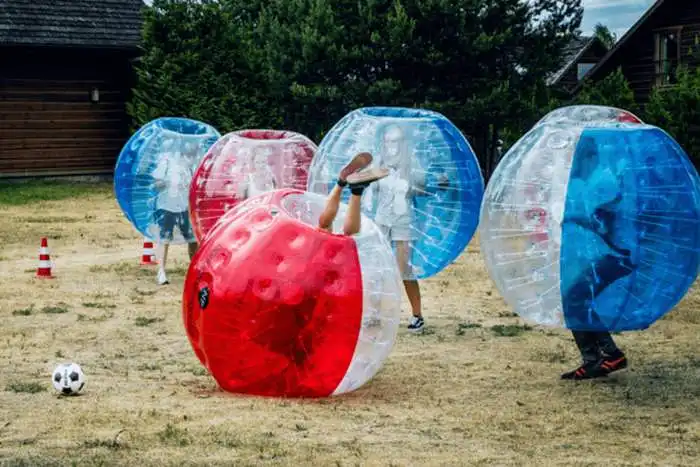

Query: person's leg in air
left=343, top=168, right=389, bottom=235
left=561, top=254, right=634, bottom=380
left=318, top=152, right=373, bottom=232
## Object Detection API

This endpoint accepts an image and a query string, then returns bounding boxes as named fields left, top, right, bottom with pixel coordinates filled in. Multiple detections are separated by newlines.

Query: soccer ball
left=52, top=363, right=85, bottom=396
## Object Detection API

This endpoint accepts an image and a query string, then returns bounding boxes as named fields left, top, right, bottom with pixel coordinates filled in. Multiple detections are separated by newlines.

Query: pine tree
left=127, top=0, right=267, bottom=132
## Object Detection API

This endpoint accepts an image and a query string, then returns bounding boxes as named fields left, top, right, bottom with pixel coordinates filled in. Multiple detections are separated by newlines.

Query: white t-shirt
left=152, top=154, right=195, bottom=213
left=372, top=162, right=426, bottom=227
left=244, top=172, right=276, bottom=198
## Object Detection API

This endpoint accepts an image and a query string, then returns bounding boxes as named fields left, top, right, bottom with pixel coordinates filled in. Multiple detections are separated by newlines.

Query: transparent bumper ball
left=189, top=129, right=316, bottom=241
left=114, top=117, right=220, bottom=244
left=307, top=107, right=484, bottom=280
left=479, top=121, right=700, bottom=331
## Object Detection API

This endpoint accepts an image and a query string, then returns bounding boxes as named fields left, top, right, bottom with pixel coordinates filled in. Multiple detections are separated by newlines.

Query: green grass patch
left=158, top=423, right=191, bottom=447
left=82, top=302, right=117, bottom=309
left=133, top=287, right=157, bottom=297
left=90, top=261, right=152, bottom=277
left=134, top=316, right=163, bottom=327
left=491, top=324, right=533, bottom=337
left=12, top=306, right=34, bottom=316
left=0, top=181, right=110, bottom=206
left=137, top=363, right=162, bottom=371
left=42, top=304, right=70, bottom=314
left=77, top=312, right=114, bottom=323
left=190, top=366, right=209, bottom=376
left=6, top=381, right=45, bottom=393
left=456, top=322, right=482, bottom=335
left=16, top=216, right=83, bottom=224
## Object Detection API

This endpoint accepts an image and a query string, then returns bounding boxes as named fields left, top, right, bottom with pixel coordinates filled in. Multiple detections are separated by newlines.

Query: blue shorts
left=155, top=209, right=193, bottom=241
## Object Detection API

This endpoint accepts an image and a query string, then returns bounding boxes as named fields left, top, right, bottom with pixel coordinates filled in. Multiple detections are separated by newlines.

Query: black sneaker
left=561, top=360, right=608, bottom=380
left=407, top=316, right=424, bottom=332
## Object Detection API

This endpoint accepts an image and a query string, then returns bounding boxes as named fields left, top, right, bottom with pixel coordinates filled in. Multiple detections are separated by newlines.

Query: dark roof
left=0, top=0, right=144, bottom=49
left=572, top=0, right=666, bottom=93
left=547, top=36, right=604, bottom=85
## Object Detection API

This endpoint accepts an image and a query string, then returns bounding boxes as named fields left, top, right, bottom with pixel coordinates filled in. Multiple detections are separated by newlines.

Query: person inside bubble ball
left=362, top=124, right=448, bottom=332
left=318, top=153, right=389, bottom=236
left=245, top=153, right=388, bottom=373
left=152, top=139, right=201, bottom=286
left=238, top=146, right=277, bottom=199
left=559, top=135, right=637, bottom=380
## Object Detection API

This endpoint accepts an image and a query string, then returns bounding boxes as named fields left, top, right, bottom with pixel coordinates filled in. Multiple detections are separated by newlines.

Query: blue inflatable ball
left=535, top=104, right=643, bottom=127
left=307, top=107, right=484, bottom=280
left=480, top=121, right=700, bottom=331
left=114, top=117, right=221, bottom=244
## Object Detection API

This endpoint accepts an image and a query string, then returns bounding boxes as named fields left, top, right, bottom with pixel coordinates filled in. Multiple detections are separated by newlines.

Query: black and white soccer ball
left=52, top=363, right=85, bottom=396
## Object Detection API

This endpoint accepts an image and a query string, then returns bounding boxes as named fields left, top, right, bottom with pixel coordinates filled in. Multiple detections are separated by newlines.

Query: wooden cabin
left=548, top=36, right=609, bottom=94
left=0, top=0, right=143, bottom=178
left=573, top=0, right=700, bottom=104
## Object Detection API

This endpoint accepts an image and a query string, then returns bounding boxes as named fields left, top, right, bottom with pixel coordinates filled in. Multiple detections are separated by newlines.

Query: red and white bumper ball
left=189, top=129, right=316, bottom=241
left=183, top=189, right=403, bottom=398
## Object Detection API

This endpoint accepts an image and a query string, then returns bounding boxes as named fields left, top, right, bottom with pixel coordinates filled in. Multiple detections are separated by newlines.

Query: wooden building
left=572, top=0, right=700, bottom=104
left=548, top=36, right=609, bottom=94
left=0, top=0, right=143, bottom=178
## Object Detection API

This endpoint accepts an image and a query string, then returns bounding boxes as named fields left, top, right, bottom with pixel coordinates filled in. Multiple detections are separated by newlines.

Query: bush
left=574, top=67, right=638, bottom=114
left=644, top=66, right=700, bottom=168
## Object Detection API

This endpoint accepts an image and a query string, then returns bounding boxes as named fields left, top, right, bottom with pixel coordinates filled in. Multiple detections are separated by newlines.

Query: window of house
left=654, top=28, right=681, bottom=86
left=577, top=62, right=595, bottom=81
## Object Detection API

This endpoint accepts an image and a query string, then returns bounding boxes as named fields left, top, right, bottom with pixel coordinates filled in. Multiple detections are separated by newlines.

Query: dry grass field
left=0, top=181, right=699, bottom=467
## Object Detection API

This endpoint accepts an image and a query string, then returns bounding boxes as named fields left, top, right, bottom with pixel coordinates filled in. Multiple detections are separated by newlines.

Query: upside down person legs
left=318, top=152, right=389, bottom=235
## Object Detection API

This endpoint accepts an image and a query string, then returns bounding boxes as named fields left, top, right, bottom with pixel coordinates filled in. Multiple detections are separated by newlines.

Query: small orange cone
left=140, top=238, right=158, bottom=266
left=36, top=237, right=54, bottom=279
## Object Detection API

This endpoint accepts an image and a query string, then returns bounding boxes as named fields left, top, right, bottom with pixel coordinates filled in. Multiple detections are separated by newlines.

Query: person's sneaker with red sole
left=561, top=360, right=608, bottom=380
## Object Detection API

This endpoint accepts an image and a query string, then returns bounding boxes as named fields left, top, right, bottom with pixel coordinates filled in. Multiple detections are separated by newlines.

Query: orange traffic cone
left=36, top=237, right=54, bottom=279
left=140, top=238, right=158, bottom=266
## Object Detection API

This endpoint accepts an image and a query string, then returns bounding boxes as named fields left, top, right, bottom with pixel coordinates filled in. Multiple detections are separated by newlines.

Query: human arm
left=151, top=159, right=167, bottom=190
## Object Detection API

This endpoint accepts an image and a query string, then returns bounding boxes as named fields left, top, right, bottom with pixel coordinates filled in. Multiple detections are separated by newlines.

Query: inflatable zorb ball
left=308, top=107, right=484, bottom=279
left=480, top=121, right=700, bottom=331
left=114, top=117, right=220, bottom=244
left=535, top=105, right=643, bottom=126
left=183, top=189, right=402, bottom=398
left=189, top=129, right=316, bottom=241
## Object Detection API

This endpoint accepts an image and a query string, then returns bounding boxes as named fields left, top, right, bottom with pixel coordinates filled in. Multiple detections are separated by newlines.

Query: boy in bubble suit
left=152, top=140, right=201, bottom=285
left=559, top=135, right=636, bottom=380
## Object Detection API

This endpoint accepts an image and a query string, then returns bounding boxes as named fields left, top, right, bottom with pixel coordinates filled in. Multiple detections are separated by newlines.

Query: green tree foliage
left=250, top=0, right=583, bottom=142
left=645, top=66, right=700, bottom=166
left=127, top=0, right=267, bottom=131
left=593, top=23, right=616, bottom=48
left=129, top=0, right=583, bottom=155
left=574, top=68, right=638, bottom=113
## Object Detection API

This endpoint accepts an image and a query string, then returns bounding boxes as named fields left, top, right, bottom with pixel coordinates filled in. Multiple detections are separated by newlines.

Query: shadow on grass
left=0, top=180, right=111, bottom=206
left=602, top=357, right=700, bottom=407
left=556, top=356, right=700, bottom=410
